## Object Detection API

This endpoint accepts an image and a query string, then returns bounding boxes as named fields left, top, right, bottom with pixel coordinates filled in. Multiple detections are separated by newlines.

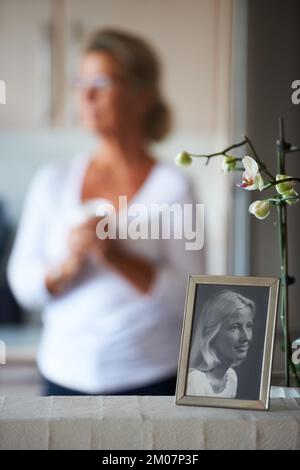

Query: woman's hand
left=68, top=216, right=111, bottom=262
left=45, top=217, right=111, bottom=296
left=45, top=254, right=85, bottom=296
left=68, top=217, right=156, bottom=294
left=46, top=216, right=155, bottom=296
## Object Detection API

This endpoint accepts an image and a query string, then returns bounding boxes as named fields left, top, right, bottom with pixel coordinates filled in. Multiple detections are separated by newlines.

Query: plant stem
left=189, top=136, right=276, bottom=181
left=244, top=135, right=275, bottom=180
left=287, top=146, right=300, bottom=153
left=276, top=203, right=290, bottom=386
left=276, top=118, right=300, bottom=387
left=276, top=119, right=290, bottom=387
left=189, top=140, right=247, bottom=159
left=263, top=177, right=300, bottom=190
left=268, top=198, right=283, bottom=204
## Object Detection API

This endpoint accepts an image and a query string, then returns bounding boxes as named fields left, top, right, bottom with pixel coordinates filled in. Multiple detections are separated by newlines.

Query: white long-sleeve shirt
left=7, top=154, right=205, bottom=393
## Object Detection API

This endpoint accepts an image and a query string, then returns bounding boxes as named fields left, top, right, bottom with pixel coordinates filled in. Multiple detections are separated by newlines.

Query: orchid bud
left=281, top=189, right=299, bottom=205
left=249, top=200, right=270, bottom=219
left=175, top=151, right=192, bottom=167
left=276, top=174, right=295, bottom=194
left=222, top=156, right=236, bottom=172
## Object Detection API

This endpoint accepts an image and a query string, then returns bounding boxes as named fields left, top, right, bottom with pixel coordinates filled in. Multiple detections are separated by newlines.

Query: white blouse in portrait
left=186, top=367, right=237, bottom=398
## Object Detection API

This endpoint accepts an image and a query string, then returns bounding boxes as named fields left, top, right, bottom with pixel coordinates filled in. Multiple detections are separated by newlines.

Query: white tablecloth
left=0, top=395, right=300, bottom=450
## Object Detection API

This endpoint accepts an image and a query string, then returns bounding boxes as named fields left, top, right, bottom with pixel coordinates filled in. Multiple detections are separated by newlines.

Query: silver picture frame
left=175, top=275, right=279, bottom=411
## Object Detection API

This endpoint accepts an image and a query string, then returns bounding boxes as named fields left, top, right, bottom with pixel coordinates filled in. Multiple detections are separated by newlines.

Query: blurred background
left=0, top=0, right=299, bottom=394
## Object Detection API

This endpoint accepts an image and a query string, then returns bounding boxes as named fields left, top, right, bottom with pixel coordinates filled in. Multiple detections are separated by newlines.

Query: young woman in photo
left=186, top=289, right=255, bottom=398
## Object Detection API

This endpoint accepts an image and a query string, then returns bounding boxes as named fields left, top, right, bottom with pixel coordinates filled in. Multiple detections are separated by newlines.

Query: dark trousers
left=42, top=374, right=177, bottom=396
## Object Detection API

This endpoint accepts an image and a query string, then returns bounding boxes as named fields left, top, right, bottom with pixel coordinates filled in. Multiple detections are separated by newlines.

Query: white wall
left=0, top=0, right=234, bottom=135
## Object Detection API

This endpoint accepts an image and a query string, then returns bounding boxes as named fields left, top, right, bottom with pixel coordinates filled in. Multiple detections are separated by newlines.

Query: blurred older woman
left=8, top=29, right=204, bottom=396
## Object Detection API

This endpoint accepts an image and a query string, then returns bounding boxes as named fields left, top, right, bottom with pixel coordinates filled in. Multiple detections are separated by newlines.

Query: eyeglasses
left=72, top=74, right=125, bottom=91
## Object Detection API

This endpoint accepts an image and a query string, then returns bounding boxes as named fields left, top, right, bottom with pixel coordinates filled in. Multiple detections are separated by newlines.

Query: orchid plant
left=175, top=119, right=300, bottom=387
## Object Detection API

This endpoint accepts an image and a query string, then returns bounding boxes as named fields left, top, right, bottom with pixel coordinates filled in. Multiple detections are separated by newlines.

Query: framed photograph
left=175, top=275, right=279, bottom=411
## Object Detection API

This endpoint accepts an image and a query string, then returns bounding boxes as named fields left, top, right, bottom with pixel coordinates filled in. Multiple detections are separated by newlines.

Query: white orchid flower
left=238, top=156, right=264, bottom=191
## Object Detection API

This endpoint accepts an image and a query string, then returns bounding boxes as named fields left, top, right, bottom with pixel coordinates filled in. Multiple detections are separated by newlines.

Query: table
left=0, top=394, right=300, bottom=450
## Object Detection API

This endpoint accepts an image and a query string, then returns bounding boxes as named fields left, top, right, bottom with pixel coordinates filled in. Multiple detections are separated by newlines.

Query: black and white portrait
left=176, top=276, right=279, bottom=410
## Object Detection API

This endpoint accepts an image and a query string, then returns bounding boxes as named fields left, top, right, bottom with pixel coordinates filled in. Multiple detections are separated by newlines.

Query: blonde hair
left=189, top=289, right=256, bottom=371
left=85, top=28, right=171, bottom=142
